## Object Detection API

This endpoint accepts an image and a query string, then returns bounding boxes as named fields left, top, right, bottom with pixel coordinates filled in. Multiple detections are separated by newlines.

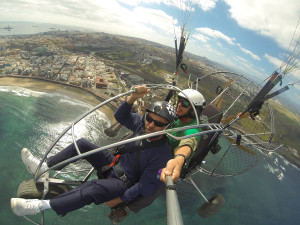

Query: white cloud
left=234, top=55, right=248, bottom=64
left=238, top=45, right=261, bottom=61
left=134, top=7, right=174, bottom=33
left=193, top=33, right=210, bottom=42
left=195, top=27, right=236, bottom=45
left=0, top=0, right=177, bottom=45
left=264, top=53, right=283, bottom=68
left=292, top=70, right=300, bottom=80
left=194, top=27, right=262, bottom=62
left=224, top=0, right=300, bottom=50
left=293, top=84, right=300, bottom=92
left=231, top=55, right=264, bottom=79
left=198, top=0, right=218, bottom=11
left=264, top=53, right=300, bottom=83
left=116, top=0, right=218, bottom=11
left=116, top=0, right=163, bottom=7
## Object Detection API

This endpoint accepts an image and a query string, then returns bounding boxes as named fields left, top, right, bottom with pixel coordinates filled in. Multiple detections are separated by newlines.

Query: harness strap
left=100, top=154, right=121, bottom=174
left=110, top=154, right=121, bottom=167
left=101, top=136, right=167, bottom=187
left=114, top=164, right=132, bottom=188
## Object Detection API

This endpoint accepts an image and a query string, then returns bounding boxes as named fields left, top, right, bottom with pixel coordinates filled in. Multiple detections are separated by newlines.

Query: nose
left=148, top=121, right=155, bottom=128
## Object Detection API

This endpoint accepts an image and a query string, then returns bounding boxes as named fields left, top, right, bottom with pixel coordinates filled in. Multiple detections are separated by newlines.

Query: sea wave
left=0, top=85, right=94, bottom=109
left=273, top=152, right=300, bottom=171
left=59, top=97, right=92, bottom=109
left=43, top=110, right=111, bottom=148
left=264, top=163, right=285, bottom=181
left=0, top=86, right=46, bottom=97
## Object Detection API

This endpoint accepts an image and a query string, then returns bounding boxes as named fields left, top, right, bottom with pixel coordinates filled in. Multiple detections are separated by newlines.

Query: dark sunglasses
left=145, top=113, right=168, bottom=127
left=177, top=98, right=191, bottom=108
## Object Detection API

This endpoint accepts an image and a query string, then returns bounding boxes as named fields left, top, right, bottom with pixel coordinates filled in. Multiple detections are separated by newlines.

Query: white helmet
left=178, top=89, right=206, bottom=107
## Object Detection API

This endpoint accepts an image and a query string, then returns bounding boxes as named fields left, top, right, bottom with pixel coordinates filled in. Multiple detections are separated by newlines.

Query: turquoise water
left=1, top=85, right=300, bottom=225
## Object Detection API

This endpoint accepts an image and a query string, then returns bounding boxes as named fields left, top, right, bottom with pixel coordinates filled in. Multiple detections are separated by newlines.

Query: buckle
left=119, top=174, right=132, bottom=187
left=119, top=174, right=127, bottom=183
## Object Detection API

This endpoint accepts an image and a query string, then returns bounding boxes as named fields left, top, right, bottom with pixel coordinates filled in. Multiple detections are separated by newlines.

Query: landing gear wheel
left=17, top=179, right=72, bottom=199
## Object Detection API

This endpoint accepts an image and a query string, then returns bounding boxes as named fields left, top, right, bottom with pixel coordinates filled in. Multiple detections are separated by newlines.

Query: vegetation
left=272, top=104, right=300, bottom=150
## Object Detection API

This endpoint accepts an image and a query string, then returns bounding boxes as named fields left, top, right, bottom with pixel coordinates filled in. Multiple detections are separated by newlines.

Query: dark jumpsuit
left=48, top=101, right=172, bottom=216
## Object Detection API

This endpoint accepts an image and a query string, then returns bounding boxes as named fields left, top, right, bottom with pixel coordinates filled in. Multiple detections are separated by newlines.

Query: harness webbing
left=101, top=136, right=167, bottom=187
left=110, top=154, right=121, bottom=167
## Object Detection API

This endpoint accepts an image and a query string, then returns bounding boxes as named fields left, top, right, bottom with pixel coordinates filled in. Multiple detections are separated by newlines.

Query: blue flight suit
left=48, top=101, right=172, bottom=216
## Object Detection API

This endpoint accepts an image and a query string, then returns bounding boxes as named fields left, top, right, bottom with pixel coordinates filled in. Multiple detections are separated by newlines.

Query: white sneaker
left=21, top=148, right=48, bottom=175
left=11, top=198, right=42, bottom=216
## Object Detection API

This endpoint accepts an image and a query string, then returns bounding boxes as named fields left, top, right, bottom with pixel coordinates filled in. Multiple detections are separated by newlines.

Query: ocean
left=0, top=82, right=300, bottom=225
left=0, top=22, right=93, bottom=36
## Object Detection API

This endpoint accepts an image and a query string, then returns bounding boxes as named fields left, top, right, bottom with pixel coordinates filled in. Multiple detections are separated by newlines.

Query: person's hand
left=160, top=157, right=185, bottom=184
left=105, top=197, right=123, bottom=208
left=127, top=85, right=150, bottom=104
left=131, top=84, right=150, bottom=99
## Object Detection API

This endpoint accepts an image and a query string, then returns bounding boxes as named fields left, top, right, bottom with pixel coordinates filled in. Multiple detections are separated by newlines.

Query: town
left=0, top=32, right=147, bottom=104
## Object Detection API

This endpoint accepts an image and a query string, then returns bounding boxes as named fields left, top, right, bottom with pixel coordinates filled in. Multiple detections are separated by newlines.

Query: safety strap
left=101, top=136, right=167, bottom=187
left=114, top=164, right=133, bottom=188
left=110, top=154, right=121, bottom=167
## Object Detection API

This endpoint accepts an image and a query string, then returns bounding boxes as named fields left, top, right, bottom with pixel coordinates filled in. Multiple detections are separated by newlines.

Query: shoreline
left=0, top=76, right=118, bottom=123
left=2, top=76, right=299, bottom=170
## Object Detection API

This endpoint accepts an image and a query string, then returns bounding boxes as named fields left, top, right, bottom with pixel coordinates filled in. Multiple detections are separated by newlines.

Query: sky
left=1, top=0, right=300, bottom=110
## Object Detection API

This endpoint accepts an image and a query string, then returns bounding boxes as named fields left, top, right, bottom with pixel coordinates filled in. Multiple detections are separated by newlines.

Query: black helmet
left=146, top=101, right=176, bottom=123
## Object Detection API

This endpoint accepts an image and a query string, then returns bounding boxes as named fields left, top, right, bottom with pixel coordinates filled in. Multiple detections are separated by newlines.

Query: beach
left=0, top=77, right=117, bottom=123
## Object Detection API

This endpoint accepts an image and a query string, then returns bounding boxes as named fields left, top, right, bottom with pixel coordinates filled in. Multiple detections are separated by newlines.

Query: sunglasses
left=145, top=113, right=168, bottom=127
left=177, top=98, right=191, bottom=108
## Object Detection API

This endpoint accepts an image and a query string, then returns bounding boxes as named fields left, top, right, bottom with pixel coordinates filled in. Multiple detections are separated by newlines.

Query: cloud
left=230, top=55, right=265, bottom=80
left=1, top=0, right=178, bottom=46
left=264, top=53, right=300, bottom=82
left=264, top=53, right=283, bottom=68
left=195, top=27, right=236, bottom=45
left=198, top=0, right=218, bottom=11
left=116, top=0, right=218, bottom=11
left=193, top=33, right=210, bottom=43
left=292, top=70, right=300, bottom=80
left=293, top=84, right=300, bottom=92
left=194, top=27, right=261, bottom=61
left=237, top=44, right=261, bottom=61
left=224, top=0, right=300, bottom=50
left=134, top=7, right=173, bottom=33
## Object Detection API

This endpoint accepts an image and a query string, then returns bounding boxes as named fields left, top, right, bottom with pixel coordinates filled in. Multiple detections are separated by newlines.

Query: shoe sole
left=21, top=148, right=35, bottom=175
left=10, top=198, right=21, bottom=216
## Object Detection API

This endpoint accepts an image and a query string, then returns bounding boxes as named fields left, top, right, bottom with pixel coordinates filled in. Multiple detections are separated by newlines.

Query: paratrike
left=12, top=1, right=300, bottom=224
left=13, top=70, right=290, bottom=225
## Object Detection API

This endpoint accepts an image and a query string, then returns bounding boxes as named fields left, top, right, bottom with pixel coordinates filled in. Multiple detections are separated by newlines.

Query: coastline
left=1, top=76, right=299, bottom=170
left=0, top=76, right=117, bottom=123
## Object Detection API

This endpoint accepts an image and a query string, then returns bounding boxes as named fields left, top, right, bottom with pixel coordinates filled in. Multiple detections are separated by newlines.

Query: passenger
left=10, top=86, right=176, bottom=217
left=160, top=88, right=206, bottom=183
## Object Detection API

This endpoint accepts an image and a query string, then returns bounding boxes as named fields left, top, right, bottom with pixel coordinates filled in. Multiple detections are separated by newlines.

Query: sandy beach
left=0, top=77, right=117, bottom=123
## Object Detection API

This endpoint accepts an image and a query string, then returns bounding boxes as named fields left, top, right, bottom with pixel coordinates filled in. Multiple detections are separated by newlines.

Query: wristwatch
left=174, top=154, right=188, bottom=167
